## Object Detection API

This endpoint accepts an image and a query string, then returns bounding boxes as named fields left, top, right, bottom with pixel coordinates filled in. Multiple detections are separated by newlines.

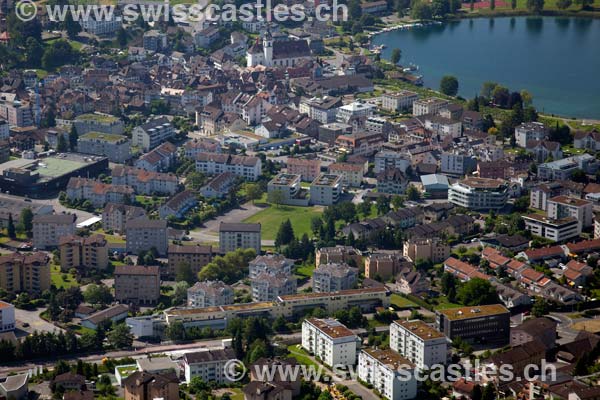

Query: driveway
left=14, top=307, right=63, bottom=337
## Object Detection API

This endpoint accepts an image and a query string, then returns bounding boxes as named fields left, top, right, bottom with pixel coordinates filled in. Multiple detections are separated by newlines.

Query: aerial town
left=1, top=0, right=600, bottom=399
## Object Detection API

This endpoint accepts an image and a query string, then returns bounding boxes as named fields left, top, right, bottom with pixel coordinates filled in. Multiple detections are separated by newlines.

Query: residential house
left=159, top=190, right=198, bottom=219
left=112, top=166, right=178, bottom=196
left=66, top=178, right=134, bottom=208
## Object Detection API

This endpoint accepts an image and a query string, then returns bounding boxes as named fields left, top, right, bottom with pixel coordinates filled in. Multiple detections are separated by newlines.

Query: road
left=14, top=307, right=64, bottom=337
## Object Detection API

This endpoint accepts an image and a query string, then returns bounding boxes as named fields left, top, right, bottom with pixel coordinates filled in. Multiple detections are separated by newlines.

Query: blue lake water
left=371, top=17, right=600, bottom=119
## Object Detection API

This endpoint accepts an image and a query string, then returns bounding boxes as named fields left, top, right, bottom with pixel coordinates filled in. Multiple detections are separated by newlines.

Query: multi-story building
left=376, top=168, right=408, bottom=195
left=0, top=301, right=15, bottom=332
left=32, top=213, right=76, bottom=249
left=335, top=132, right=384, bottom=157
left=182, top=349, right=237, bottom=384
left=59, top=234, right=109, bottom=270
left=77, top=132, right=131, bottom=163
left=547, top=196, right=593, bottom=230
left=574, top=130, right=600, bottom=151
left=66, top=178, right=134, bottom=208
left=168, top=245, right=214, bottom=278
left=200, top=172, right=237, bottom=199
left=102, top=203, right=147, bottom=234
left=335, top=101, right=375, bottom=124
left=114, top=265, right=161, bottom=306
left=423, top=115, right=462, bottom=139
left=448, top=177, right=508, bottom=210
left=302, top=318, right=360, bottom=367
left=522, top=214, right=580, bottom=242
left=0, top=252, right=50, bottom=294
left=132, top=117, right=175, bottom=152
left=537, top=154, right=598, bottom=181
left=435, top=304, right=510, bottom=346
left=195, top=153, right=262, bottom=181
left=286, top=158, right=321, bottom=182
left=312, top=263, right=357, bottom=293
left=529, top=183, right=566, bottom=211
left=374, top=150, right=411, bottom=174
left=123, top=372, right=179, bottom=400
left=184, top=138, right=222, bottom=159
left=142, top=30, right=168, bottom=52
left=412, top=97, right=449, bottom=116
left=79, top=13, right=120, bottom=36
left=0, top=95, right=33, bottom=127
left=515, top=122, right=547, bottom=148
left=251, top=272, right=297, bottom=301
left=187, top=281, right=234, bottom=308
left=364, top=252, right=410, bottom=280
left=358, top=348, right=417, bottom=400
left=390, top=320, right=448, bottom=370
left=219, top=222, right=261, bottom=253
left=248, top=254, right=294, bottom=279
left=159, top=190, right=198, bottom=219
left=73, top=113, right=124, bottom=135
left=135, top=142, right=177, bottom=172
left=328, top=163, right=364, bottom=187
left=310, top=174, right=342, bottom=206
left=403, top=238, right=451, bottom=263
left=0, top=120, right=8, bottom=140
left=125, top=217, right=168, bottom=256
left=111, top=166, right=177, bottom=195
left=315, top=246, right=362, bottom=267
left=299, top=96, right=342, bottom=124
left=267, top=173, right=303, bottom=205
left=381, top=91, right=419, bottom=112
left=441, top=152, right=476, bottom=176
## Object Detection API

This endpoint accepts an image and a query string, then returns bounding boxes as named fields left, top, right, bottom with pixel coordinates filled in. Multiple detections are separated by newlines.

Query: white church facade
left=247, top=31, right=312, bottom=68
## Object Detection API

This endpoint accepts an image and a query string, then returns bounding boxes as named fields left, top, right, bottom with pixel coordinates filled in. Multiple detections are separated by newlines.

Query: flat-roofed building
left=315, top=246, right=362, bottom=267
left=403, top=238, right=450, bottom=263
left=412, top=97, right=449, bottom=116
left=182, top=349, right=237, bottom=384
left=358, top=348, right=417, bottom=400
left=114, top=265, right=161, bottom=306
left=59, top=234, right=109, bottom=270
left=267, top=173, right=303, bottom=205
left=448, top=177, right=508, bottom=210
left=390, top=320, right=448, bottom=370
left=299, top=96, right=342, bottom=124
left=77, top=132, right=131, bottom=163
left=547, top=195, right=593, bottom=230
left=0, top=252, right=50, bottom=295
left=302, top=318, right=360, bottom=367
left=381, top=91, right=419, bottom=112
left=328, top=163, right=363, bottom=188
left=522, top=214, right=580, bottom=243
left=73, top=113, right=124, bottom=135
left=435, top=304, right=510, bottom=346
left=132, top=116, right=175, bottom=152
left=219, top=222, right=261, bottom=254
left=0, top=301, right=15, bottom=332
left=310, top=174, right=342, bottom=206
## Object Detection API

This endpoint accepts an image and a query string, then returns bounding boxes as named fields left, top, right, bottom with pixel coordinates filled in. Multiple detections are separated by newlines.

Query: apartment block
left=73, top=113, right=124, bottom=135
left=32, top=213, right=76, bottom=249
left=77, top=132, right=131, bottom=163
left=358, top=348, right=417, bottom=400
left=522, top=214, right=580, bottom=243
left=336, top=101, right=375, bottom=124
left=412, top=97, right=449, bottom=116
left=0, top=301, right=15, bottom=332
left=66, top=178, right=134, bottom=208
left=448, top=177, right=508, bottom=210
left=547, top=196, right=593, bottom=230
left=195, top=152, right=262, bottom=181
left=299, top=96, right=342, bottom=124
left=132, top=117, right=175, bottom=151
left=111, top=166, right=178, bottom=195
left=402, top=238, right=450, bottom=263
left=315, top=246, right=362, bottom=267
left=328, top=163, right=364, bottom=188
left=364, top=252, right=410, bottom=280
left=182, top=349, right=237, bottom=384
left=219, top=222, right=261, bottom=254
left=102, top=203, right=147, bottom=234
left=251, top=272, right=297, bottom=301
left=286, top=157, right=321, bottom=181
left=59, top=234, right=109, bottom=270
left=312, top=263, right=358, bottom=293
left=302, top=318, right=360, bottom=367
left=381, top=91, right=419, bottom=112
left=267, top=173, right=303, bottom=205
left=187, top=281, right=234, bottom=308
left=515, top=122, right=547, bottom=148
left=125, top=217, right=168, bottom=256
left=114, top=265, right=161, bottom=306
left=168, top=244, right=214, bottom=278
left=0, top=252, right=50, bottom=294
left=123, top=372, right=179, bottom=400
left=374, top=150, right=411, bottom=174
left=390, top=320, right=448, bottom=370
left=0, top=94, right=33, bottom=127
left=435, top=304, right=510, bottom=346
left=310, top=174, right=342, bottom=206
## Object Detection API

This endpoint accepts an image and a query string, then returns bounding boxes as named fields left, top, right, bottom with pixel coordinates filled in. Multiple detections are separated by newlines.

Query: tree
left=244, top=183, right=263, bottom=204
left=431, top=0, right=450, bottom=16
left=268, top=189, right=285, bottom=207
left=532, top=297, right=549, bottom=317
left=376, top=196, right=390, bottom=215
left=25, top=37, right=44, bottom=68
left=42, top=40, right=79, bottom=70
left=275, top=219, right=295, bottom=248
left=391, top=195, right=404, bottom=210
left=176, top=262, right=196, bottom=285
left=406, top=185, right=421, bottom=201
left=440, top=75, right=459, bottom=96
left=490, top=0, right=496, bottom=9
left=526, top=0, right=544, bottom=13
left=117, top=27, right=128, bottom=47
left=166, top=320, right=186, bottom=341
left=20, top=208, right=33, bottom=234
left=185, top=171, right=205, bottom=191
left=69, top=125, right=78, bottom=151
left=57, top=134, right=68, bottom=152
left=571, top=169, right=588, bottom=183
left=188, top=377, right=208, bottom=394
left=411, top=1, right=433, bottom=19
left=456, top=278, right=499, bottom=306
left=574, top=0, right=592, bottom=9
left=311, top=216, right=323, bottom=236
left=357, top=201, right=372, bottom=217
left=83, top=284, right=113, bottom=306
left=7, top=214, right=16, bottom=239
left=63, top=12, right=81, bottom=39
left=390, top=48, right=402, bottom=64
left=107, top=324, right=133, bottom=349
left=198, top=248, right=256, bottom=284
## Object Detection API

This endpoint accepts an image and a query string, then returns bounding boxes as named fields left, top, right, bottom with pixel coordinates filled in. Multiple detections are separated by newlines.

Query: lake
left=371, top=17, right=600, bottom=119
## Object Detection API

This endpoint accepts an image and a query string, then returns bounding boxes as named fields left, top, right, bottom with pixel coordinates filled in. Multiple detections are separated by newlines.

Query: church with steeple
left=246, top=29, right=312, bottom=68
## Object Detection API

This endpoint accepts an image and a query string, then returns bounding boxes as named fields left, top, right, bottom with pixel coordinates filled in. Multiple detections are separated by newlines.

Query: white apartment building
left=0, top=301, right=15, bottom=332
left=424, top=115, right=462, bottom=139
left=32, top=214, right=76, bottom=249
left=219, top=222, right=261, bottom=253
left=412, top=97, right=449, bottom=116
left=537, top=154, right=598, bottom=181
left=547, top=196, right=593, bottom=230
left=358, top=348, right=418, bottom=400
left=515, top=122, right=547, bottom=148
left=312, top=263, right=358, bottom=293
left=310, top=174, right=342, bottom=206
left=267, top=173, right=302, bottom=205
left=522, top=214, right=580, bottom=242
left=77, top=132, right=131, bottom=163
left=79, top=15, right=120, bottom=36
left=111, top=166, right=178, bottom=196
left=248, top=254, right=294, bottom=279
left=182, top=349, right=237, bottom=384
left=389, top=320, right=448, bottom=370
left=187, top=281, right=234, bottom=308
left=251, top=272, right=297, bottom=301
left=448, top=177, right=508, bottom=210
left=441, top=153, right=476, bottom=176
left=374, top=150, right=411, bottom=174
left=381, top=91, right=419, bottom=112
left=299, top=96, right=342, bottom=124
left=302, top=318, right=360, bottom=367
left=336, top=101, right=376, bottom=124
left=195, top=153, right=262, bottom=181
left=132, top=116, right=175, bottom=151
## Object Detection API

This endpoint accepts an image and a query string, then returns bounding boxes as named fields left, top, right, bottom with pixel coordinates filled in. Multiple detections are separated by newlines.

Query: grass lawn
left=51, top=265, right=78, bottom=289
left=93, top=229, right=125, bottom=244
left=67, top=323, right=95, bottom=336
left=390, top=294, right=418, bottom=309
left=243, top=205, right=323, bottom=240
left=433, top=297, right=463, bottom=310
left=295, top=264, right=315, bottom=278
left=287, top=344, right=320, bottom=368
